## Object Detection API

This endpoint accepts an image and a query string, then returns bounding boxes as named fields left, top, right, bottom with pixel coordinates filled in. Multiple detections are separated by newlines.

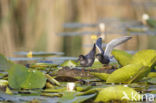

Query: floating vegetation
left=14, top=51, right=64, bottom=57
left=0, top=49, right=155, bottom=103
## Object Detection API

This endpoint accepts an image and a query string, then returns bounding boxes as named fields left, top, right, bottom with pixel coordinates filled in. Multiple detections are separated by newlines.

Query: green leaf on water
left=88, top=59, right=103, bottom=69
left=0, top=54, right=13, bottom=71
left=90, top=72, right=110, bottom=81
left=127, top=66, right=151, bottom=83
left=112, top=49, right=132, bottom=66
left=76, top=86, right=92, bottom=92
left=58, top=92, right=96, bottom=103
left=8, top=64, right=46, bottom=89
left=147, top=72, right=156, bottom=78
left=147, top=77, right=156, bottom=84
left=106, top=64, right=150, bottom=83
left=61, top=60, right=77, bottom=67
left=130, top=49, right=156, bottom=67
left=95, top=85, right=142, bottom=102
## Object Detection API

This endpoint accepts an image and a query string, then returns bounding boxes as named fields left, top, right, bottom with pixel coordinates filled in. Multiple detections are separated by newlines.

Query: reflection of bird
left=78, top=44, right=96, bottom=67
left=142, top=13, right=156, bottom=28
left=96, top=36, right=132, bottom=65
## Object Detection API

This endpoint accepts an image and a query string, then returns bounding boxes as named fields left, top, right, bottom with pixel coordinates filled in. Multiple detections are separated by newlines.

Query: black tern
left=96, top=36, right=132, bottom=65
left=78, top=44, right=96, bottom=67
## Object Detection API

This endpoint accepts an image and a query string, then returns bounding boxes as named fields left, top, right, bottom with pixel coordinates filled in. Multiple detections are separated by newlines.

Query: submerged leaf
left=8, top=64, right=46, bottom=89
left=61, top=60, right=77, bottom=67
left=112, top=49, right=132, bottom=66
left=106, top=64, right=150, bottom=83
left=95, top=85, right=142, bottom=102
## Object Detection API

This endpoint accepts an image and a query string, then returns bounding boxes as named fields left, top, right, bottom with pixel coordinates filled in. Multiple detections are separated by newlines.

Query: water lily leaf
left=147, top=78, right=156, bottom=84
left=147, top=72, right=156, bottom=78
left=43, top=88, right=66, bottom=93
left=21, top=69, right=46, bottom=89
left=76, top=86, right=92, bottom=92
left=77, top=88, right=101, bottom=96
left=58, top=92, right=96, bottom=103
left=8, top=64, right=46, bottom=89
left=45, top=74, right=60, bottom=86
left=112, top=49, right=132, bottom=66
left=128, top=66, right=151, bottom=83
left=61, top=60, right=77, bottom=67
left=8, top=64, right=28, bottom=89
left=106, top=64, right=150, bottom=83
left=0, top=54, right=13, bottom=71
left=41, top=93, right=62, bottom=97
left=95, top=85, right=142, bottom=102
left=30, top=63, right=58, bottom=68
left=130, top=50, right=156, bottom=67
left=88, top=59, right=103, bottom=69
left=90, top=72, right=110, bottom=81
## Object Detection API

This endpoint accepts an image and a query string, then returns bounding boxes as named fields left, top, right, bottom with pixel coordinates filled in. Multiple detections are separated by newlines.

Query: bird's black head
left=96, top=53, right=103, bottom=61
left=78, top=55, right=85, bottom=61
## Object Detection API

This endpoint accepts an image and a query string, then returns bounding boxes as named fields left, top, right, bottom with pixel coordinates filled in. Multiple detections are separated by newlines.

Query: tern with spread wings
left=96, top=36, right=132, bottom=65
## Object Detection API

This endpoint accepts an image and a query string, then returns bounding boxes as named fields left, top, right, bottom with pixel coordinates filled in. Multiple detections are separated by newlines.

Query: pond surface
left=0, top=50, right=155, bottom=103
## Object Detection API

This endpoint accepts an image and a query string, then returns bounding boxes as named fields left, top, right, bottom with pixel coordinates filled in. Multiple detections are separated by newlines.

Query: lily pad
left=147, top=78, right=156, bottom=84
left=112, top=49, right=132, bottom=66
left=130, top=50, right=156, bottom=67
left=0, top=54, right=13, bottom=71
left=58, top=92, right=96, bottom=103
left=106, top=64, right=150, bottom=83
left=95, top=85, right=142, bottom=102
left=8, top=64, right=46, bottom=89
left=90, top=72, right=110, bottom=81
left=88, top=59, right=103, bottom=69
left=147, top=72, right=156, bottom=78
left=61, top=60, right=77, bottom=67
left=76, top=86, right=92, bottom=92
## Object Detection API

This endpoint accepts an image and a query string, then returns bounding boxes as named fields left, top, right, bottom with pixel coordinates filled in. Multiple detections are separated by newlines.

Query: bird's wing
left=86, top=44, right=96, bottom=58
left=95, top=37, right=104, bottom=54
left=104, top=36, right=132, bottom=57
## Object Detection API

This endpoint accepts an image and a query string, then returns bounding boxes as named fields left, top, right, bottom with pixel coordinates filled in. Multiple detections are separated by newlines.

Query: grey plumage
left=96, top=36, right=132, bottom=64
left=78, top=44, right=96, bottom=67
